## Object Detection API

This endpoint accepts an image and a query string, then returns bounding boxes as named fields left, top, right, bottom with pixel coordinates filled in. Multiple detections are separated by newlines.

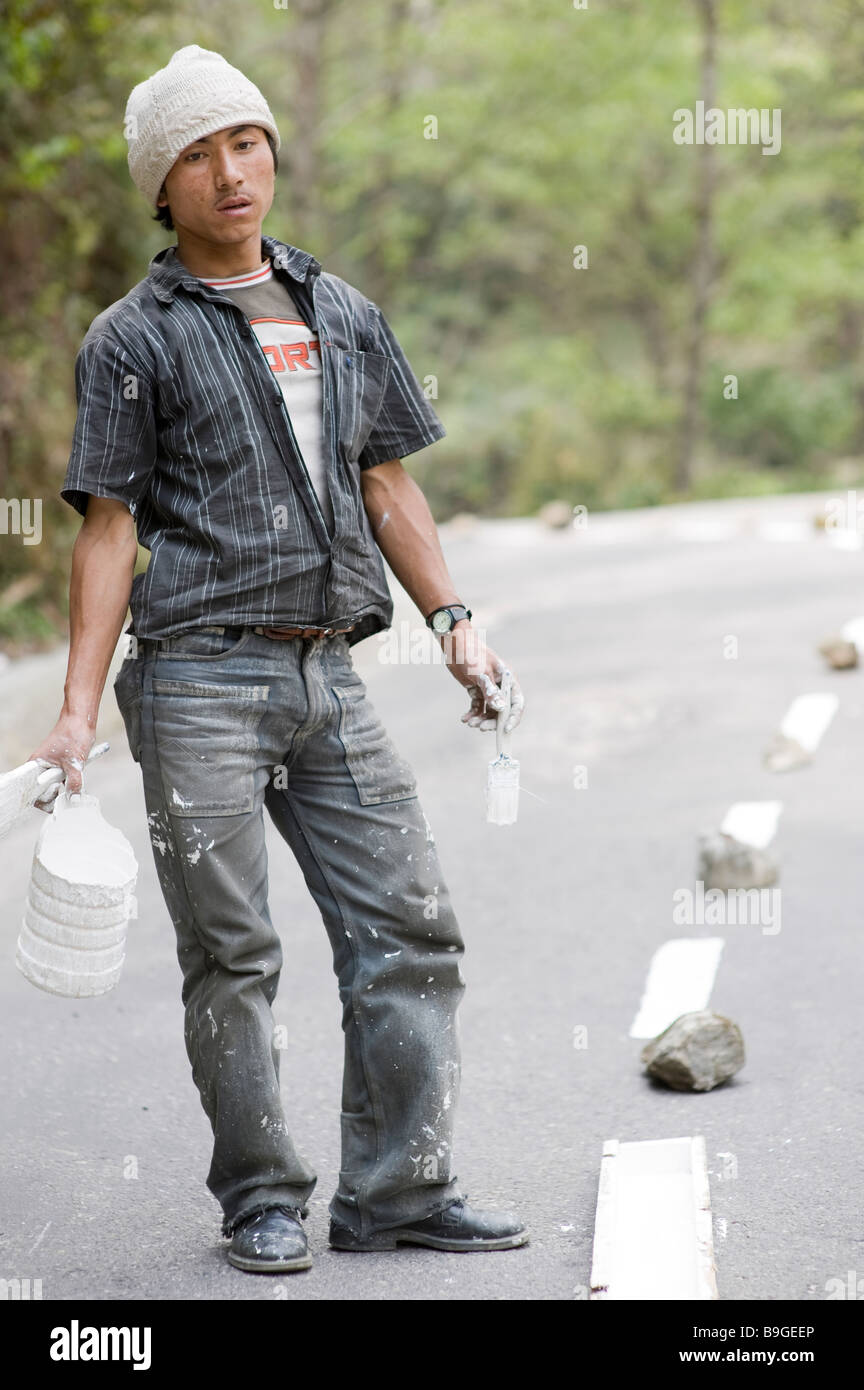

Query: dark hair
left=153, top=130, right=278, bottom=232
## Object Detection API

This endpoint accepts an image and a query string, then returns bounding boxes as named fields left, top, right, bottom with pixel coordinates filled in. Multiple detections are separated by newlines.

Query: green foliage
left=0, top=0, right=178, bottom=644
left=704, top=366, right=857, bottom=469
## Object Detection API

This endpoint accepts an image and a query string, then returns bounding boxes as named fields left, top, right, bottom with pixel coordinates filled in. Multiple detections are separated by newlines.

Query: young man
left=28, top=45, right=527, bottom=1273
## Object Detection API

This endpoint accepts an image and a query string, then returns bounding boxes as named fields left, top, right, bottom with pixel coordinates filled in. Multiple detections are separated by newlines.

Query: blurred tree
left=675, top=0, right=718, bottom=492
left=0, top=0, right=174, bottom=644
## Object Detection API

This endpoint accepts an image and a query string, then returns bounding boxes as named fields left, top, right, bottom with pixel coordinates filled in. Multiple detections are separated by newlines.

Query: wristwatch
left=425, top=603, right=472, bottom=633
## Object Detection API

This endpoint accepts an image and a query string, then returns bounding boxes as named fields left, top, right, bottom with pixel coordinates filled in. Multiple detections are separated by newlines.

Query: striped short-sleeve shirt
left=61, top=234, right=446, bottom=647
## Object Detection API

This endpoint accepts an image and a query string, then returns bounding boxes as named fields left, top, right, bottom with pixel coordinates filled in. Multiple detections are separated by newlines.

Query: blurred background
left=2, top=0, right=864, bottom=647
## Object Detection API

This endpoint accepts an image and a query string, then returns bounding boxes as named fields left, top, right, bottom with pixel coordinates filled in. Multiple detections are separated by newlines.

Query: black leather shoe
left=226, top=1204, right=312, bottom=1273
left=329, top=1195, right=529, bottom=1252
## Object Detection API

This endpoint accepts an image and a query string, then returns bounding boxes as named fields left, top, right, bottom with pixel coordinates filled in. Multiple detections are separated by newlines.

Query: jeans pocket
left=331, top=683, right=418, bottom=805
left=157, top=628, right=254, bottom=661
left=150, top=677, right=270, bottom=816
left=114, top=659, right=143, bottom=764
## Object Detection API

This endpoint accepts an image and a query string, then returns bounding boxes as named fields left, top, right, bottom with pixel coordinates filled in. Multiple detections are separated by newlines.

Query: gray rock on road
left=697, top=831, right=778, bottom=889
left=762, top=732, right=812, bottom=772
left=641, top=1010, right=746, bottom=1092
left=818, top=636, right=858, bottom=670
left=537, top=500, right=574, bottom=529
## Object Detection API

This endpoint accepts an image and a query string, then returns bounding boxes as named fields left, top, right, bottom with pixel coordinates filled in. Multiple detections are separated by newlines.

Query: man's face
left=157, top=123, right=274, bottom=241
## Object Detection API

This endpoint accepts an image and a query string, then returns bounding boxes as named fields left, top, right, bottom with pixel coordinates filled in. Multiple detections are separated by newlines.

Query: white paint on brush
left=720, top=800, right=783, bottom=849
left=779, top=692, right=839, bottom=752
left=629, top=938, right=724, bottom=1040
left=590, top=1136, right=718, bottom=1300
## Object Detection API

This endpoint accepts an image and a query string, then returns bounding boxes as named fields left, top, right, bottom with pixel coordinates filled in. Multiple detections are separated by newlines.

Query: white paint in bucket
left=15, top=789, right=138, bottom=999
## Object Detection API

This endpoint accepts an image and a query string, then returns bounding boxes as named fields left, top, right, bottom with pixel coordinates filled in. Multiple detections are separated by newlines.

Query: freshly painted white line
left=720, top=800, right=783, bottom=849
left=667, top=520, right=738, bottom=543
left=840, top=616, right=864, bottom=652
left=629, top=938, right=724, bottom=1039
left=476, top=519, right=550, bottom=547
left=779, top=692, right=839, bottom=752
left=590, top=1136, right=718, bottom=1300
left=826, top=527, right=864, bottom=551
left=756, top=520, right=811, bottom=543
left=579, top=520, right=646, bottom=546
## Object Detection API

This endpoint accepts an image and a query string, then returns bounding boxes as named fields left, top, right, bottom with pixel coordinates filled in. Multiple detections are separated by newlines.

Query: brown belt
left=252, top=623, right=356, bottom=640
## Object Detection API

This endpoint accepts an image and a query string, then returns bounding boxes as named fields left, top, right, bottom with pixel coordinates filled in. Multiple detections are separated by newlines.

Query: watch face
left=432, top=611, right=452, bottom=632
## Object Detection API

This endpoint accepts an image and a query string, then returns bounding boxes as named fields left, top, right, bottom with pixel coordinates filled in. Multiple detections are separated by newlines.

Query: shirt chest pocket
left=327, top=345, right=391, bottom=461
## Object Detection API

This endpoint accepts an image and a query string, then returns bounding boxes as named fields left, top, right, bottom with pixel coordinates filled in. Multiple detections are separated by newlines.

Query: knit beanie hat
left=124, top=44, right=281, bottom=208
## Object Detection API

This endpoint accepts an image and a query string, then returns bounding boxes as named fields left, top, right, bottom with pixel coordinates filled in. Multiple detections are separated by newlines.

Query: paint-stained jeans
left=112, top=625, right=465, bottom=1238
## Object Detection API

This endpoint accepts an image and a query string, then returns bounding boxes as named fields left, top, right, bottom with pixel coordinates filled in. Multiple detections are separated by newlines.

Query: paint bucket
left=15, top=789, right=138, bottom=998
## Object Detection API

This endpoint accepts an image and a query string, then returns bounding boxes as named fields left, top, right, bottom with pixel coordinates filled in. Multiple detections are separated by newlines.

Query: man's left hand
left=437, top=622, right=524, bottom=733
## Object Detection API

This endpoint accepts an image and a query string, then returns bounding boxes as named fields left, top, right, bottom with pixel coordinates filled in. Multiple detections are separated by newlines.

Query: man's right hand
left=29, top=495, right=139, bottom=810
left=26, top=716, right=96, bottom=809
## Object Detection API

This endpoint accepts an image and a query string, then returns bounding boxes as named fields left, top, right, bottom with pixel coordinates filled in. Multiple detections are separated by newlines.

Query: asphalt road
left=1, top=491, right=861, bottom=1301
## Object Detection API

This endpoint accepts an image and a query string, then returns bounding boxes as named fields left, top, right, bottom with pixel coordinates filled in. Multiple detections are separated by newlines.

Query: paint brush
left=485, top=669, right=520, bottom=825
left=0, top=741, right=110, bottom=839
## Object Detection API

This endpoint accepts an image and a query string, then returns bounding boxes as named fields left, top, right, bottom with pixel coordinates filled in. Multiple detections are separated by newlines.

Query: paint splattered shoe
left=329, top=1195, right=529, bottom=1252
left=226, top=1204, right=312, bottom=1273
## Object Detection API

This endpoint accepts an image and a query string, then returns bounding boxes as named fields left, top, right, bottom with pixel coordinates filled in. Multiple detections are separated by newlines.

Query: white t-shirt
left=197, top=257, right=335, bottom=535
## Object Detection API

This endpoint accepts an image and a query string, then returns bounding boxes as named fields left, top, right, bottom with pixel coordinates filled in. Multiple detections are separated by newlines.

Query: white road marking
left=590, top=1136, right=718, bottom=1300
left=779, top=692, right=839, bottom=752
left=826, top=527, right=864, bottom=551
left=580, top=521, right=647, bottom=546
left=667, top=520, right=738, bottom=544
left=720, top=800, right=783, bottom=849
left=755, top=520, right=811, bottom=543
left=840, top=616, right=864, bottom=652
left=629, top=938, right=724, bottom=1039
left=439, top=502, right=860, bottom=554
left=574, top=515, right=817, bottom=547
